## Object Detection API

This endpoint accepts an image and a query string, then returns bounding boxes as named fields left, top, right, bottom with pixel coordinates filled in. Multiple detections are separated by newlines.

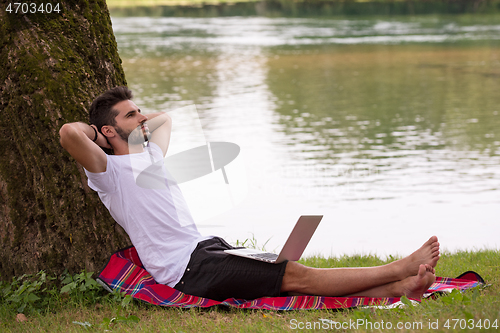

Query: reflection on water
left=111, top=13, right=500, bottom=256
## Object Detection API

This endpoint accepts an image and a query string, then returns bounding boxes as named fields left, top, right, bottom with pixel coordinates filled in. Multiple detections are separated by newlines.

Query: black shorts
left=174, top=237, right=288, bottom=301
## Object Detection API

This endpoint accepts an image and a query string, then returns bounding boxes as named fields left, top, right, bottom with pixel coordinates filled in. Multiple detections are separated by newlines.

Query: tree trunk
left=0, top=0, right=131, bottom=280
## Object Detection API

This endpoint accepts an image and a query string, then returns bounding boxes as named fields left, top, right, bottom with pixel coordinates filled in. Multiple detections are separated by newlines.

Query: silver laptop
left=224, top=215, right=323, bottom=264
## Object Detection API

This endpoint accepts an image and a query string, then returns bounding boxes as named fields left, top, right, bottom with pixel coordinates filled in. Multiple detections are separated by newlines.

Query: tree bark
left=0, top=0, right=131, bottom=280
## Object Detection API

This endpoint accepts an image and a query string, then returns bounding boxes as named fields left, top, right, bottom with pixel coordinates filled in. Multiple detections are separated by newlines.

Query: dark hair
left=89, top=86, right=133, bottom=133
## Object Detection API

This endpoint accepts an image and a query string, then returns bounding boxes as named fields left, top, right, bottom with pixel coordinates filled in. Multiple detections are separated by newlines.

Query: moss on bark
left=0, top=1, right=131, bottom=280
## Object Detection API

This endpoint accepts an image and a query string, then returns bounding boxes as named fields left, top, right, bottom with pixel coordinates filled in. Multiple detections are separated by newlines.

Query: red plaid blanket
left=97, top=246, right=484, bottom=310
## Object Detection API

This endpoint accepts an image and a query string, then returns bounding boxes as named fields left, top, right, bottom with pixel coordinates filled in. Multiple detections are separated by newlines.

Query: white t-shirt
left=85, top=143, right=209, bottom=287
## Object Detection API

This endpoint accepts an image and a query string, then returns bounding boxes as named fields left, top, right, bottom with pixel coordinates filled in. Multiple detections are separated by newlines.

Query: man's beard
left=114, top=125, right=144, bottom=145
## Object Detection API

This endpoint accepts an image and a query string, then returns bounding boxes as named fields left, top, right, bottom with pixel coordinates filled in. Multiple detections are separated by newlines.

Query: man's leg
left=346, top=264, right=436, bottom=299
left=280, top=236, right=439, bottom=298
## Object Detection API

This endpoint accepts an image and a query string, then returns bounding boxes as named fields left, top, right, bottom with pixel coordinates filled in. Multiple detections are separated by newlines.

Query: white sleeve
left=84, top=157, right=118, bottom=193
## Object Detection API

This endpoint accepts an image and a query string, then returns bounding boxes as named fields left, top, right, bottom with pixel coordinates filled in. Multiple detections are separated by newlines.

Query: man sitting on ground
left=59, top=86, right=440, bottom=301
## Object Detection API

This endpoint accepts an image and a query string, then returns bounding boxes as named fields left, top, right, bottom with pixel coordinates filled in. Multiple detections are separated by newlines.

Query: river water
left=110, top=12, right=500, bottom=258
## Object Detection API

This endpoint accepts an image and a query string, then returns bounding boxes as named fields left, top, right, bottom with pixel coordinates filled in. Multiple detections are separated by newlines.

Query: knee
left=281, top=261, right=314, bottom=293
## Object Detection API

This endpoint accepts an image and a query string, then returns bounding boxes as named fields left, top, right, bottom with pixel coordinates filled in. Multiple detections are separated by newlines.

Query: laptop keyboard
left=248, top=252, right=278, bottom=262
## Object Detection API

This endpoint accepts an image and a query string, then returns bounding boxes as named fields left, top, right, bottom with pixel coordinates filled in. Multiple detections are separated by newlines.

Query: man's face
left=111, top=100, right=148, bottom=145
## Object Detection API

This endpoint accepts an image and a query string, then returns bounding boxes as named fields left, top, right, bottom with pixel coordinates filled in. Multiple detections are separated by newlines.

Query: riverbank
left=106, top=0, right=498, bottom=8
left=107, top=0, right=500, bottom=18
left=107, top=0, right=257, bottom=7
left=1, top=250, right=498, bottom=332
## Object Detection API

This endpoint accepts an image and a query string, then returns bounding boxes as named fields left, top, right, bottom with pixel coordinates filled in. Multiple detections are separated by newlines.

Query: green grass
left=1, top=250, right=498, bottom=332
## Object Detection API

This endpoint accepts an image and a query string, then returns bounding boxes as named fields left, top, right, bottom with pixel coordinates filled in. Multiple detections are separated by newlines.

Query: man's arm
left=59, top=122, right=109, bottom=173
left=144, top=112, right=172, bottom=157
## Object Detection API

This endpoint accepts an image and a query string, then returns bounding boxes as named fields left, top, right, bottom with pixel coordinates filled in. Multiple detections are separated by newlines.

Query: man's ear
left=101, top=125, right=115, bottom=138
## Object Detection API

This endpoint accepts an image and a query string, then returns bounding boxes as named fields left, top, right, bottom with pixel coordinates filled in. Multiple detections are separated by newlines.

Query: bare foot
left=398, top=264, right=436, bottom=300
left=392, top=236, right=440, bottom=279
left=425, top=263, right=436, bottom=275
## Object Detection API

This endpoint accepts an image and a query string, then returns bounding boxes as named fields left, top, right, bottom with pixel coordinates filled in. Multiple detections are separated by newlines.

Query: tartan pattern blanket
left=97, top=246, right=484, bottom=311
